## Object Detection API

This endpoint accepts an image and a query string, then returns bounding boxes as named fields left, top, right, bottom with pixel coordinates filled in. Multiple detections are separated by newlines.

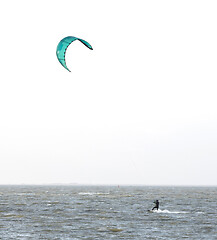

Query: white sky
left=0, top=0, right=217, bottom=185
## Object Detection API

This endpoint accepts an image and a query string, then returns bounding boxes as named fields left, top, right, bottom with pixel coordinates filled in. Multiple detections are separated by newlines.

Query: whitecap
left=154, top=209, right=188, bottom=214
left=78, top=192, right=109, bottom=196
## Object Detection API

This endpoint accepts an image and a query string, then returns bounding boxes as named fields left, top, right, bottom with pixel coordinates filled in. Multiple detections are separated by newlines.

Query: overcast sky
left=0, top=0, right=217, bottom=185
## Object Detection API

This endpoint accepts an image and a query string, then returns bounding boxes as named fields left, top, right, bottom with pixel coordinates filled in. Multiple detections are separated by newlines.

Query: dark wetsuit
left=152, top=200, right=159, bottom=210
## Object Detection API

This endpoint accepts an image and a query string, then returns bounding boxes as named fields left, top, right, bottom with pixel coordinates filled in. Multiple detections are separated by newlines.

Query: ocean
left=0, top=185, right=216, bottom=239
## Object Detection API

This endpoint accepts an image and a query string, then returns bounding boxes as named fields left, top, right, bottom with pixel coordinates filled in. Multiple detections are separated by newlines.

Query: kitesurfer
left=152, top=200, right=159, bottom=210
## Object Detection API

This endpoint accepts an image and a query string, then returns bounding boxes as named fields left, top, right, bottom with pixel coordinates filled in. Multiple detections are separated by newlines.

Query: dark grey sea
left=0, top=185, right=216, bottom=239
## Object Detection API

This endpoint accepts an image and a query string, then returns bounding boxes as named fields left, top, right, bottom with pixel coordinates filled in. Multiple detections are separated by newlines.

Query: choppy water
left=0, top=185, right=216, bottom=239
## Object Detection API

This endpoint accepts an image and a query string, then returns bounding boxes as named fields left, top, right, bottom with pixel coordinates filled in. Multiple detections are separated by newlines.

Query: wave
left=78, top=192, right=109, bottom=196
left=108, top=228, right=123, bottom=232
left=152, top=209, right=188, bottom=214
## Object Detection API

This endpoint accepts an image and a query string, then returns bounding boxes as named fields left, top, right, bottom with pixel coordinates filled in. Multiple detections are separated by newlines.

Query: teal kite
left=56, top=36, right=93, bottom=72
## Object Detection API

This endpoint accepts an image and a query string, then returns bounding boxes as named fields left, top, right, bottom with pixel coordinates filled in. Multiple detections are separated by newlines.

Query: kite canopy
left=56, top=36, right=93, bottom=72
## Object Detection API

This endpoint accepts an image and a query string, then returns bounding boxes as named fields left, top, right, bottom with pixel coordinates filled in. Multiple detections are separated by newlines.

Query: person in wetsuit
left=152, top=200, right=159, bottom=210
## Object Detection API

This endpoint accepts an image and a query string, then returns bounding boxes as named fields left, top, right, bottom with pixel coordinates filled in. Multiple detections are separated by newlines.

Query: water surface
left=0, top=185, right=216, bottom=239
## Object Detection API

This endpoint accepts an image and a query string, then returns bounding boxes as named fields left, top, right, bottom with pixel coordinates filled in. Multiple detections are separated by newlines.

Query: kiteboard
left=148, top=209, right=159, bottom=213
